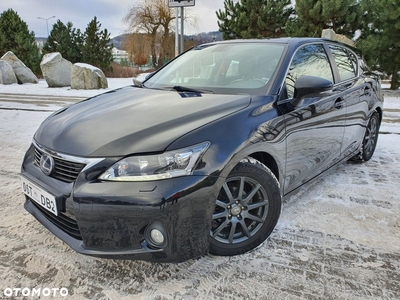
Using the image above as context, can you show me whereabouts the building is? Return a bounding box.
[112,47,130,65]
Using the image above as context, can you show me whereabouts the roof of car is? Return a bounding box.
[210,37,359,54]
[213,37,339,44]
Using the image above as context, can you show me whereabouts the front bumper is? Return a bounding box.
[22,143,220,262]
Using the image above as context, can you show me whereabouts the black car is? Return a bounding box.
[21,38,383,262]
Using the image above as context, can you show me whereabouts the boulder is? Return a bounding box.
[1,51,39,84]
[321,29,355,47]
[71,63,108,90]
[0,60,18,85]
[40,52,73,87]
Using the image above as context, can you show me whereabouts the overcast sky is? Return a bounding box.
[0,0,226,38]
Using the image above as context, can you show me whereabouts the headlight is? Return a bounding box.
[99,142,210,181]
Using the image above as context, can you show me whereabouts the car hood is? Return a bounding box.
[34,86,251,157]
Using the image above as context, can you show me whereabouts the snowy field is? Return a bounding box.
[0,80,399,299]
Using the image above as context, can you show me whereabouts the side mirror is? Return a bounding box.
[145,72,154,80]
[292,75,333,106]
[132,72,154,86]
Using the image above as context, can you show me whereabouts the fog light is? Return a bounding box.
[144,221,168,249]
[150,229,165,244]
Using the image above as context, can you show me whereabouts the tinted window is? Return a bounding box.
[329,45,358,81]
[359,57,370,74]
[286,44,333,98]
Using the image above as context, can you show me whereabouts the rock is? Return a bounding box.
[1,51,39,84]
[40,52,73,87]
[71,63,108,90]
[0,60,18,85]
[321,29,355,47]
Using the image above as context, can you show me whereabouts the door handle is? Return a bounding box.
[334,98,344,110]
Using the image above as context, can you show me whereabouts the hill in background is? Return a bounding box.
[110,31,223,50]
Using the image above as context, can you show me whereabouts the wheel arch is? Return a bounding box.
[248,151,280,182]
[375,106,383,124]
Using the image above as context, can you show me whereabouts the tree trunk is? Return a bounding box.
[150,29,158,69]
[390,68,399,90]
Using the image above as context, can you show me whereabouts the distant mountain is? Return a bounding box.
[35,31,223,51]
[110,31,223,50]
[110,34,131,49]
[186,31,223,44]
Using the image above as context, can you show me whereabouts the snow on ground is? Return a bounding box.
[0,82,399,299]
[0,78,135,98]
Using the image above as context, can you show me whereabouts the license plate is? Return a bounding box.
[21,176,58,216]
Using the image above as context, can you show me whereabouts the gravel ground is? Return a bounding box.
[0,88,399,300]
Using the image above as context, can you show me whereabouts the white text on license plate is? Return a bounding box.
[21,177,58,216]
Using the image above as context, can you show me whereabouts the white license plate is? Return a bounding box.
[21,176,58,216]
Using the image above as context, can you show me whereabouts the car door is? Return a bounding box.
[327,44,367,157]
[279,43,346,194]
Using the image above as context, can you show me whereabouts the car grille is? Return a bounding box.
[34,147,86,183]
[30,199,83,240]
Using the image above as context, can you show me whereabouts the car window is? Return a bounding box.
[285,44,334,98]
[329,45,358,81]
[144,43,286,95]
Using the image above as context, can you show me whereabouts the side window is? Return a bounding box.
[359,57,370,74]
[286,44,333,98]
[329,45,358,81]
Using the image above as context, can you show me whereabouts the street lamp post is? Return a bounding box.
[37,16,55,36]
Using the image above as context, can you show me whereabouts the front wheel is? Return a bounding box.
[209,158,281,256]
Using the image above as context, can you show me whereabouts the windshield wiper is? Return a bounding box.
[171,86,214,94]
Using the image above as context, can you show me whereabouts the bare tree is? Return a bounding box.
[123,33,150,67]
[124,0,175,69]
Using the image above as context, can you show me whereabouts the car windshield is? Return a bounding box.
[144,42,286,95]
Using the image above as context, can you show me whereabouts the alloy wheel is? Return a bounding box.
[211,176,269,244]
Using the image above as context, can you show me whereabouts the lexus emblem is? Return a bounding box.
[40,154,54,175]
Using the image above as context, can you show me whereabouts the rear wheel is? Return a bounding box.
[351,112,380,162]
[210,158,281,256]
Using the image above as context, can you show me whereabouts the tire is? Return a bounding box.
[351,112,380,162]
[209,157,281,256]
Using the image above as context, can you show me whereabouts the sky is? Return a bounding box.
[0,0,226,38]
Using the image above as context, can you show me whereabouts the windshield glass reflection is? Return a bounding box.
[145,43,286,95]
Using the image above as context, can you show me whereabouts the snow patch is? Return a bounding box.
[41,52,59,65]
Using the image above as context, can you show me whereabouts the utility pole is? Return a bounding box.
[168,0,195,56]
[180,7,184,54]
[175,7,179,57]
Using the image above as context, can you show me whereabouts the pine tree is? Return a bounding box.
[358,0,400,89]
[216,0,294,40]
[286,0,361,38]
[42,20,83,63]
[0,9,40,74]
[81,17,113,72]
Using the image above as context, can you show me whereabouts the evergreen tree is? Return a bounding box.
[81,16,113,72]
[286,0,361,38]
[0,9,40,74]
[42,20,83,63]
[358,0,400,89]
[216,0,294,40]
